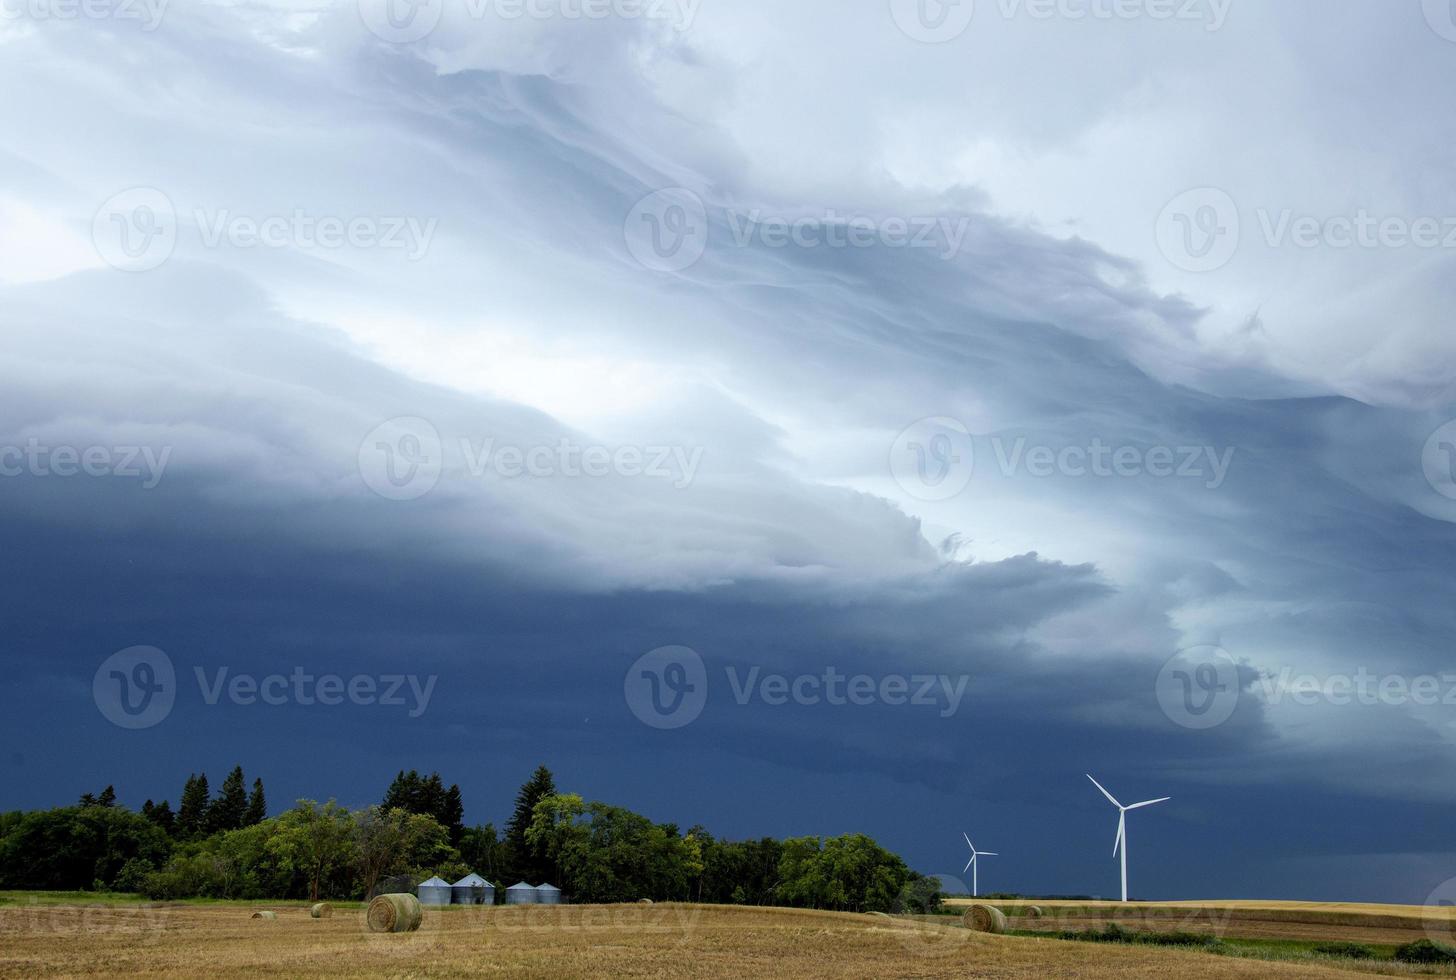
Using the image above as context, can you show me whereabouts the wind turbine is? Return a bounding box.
[961,833,998,898]
[1086,775,1170,903]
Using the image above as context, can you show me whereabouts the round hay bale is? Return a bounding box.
[638,898,654,904]
[1022,905,1044,919]
[366,893,423,934]
[310,902,333,919]
[963,904,1007,934]
[250,910,277,921]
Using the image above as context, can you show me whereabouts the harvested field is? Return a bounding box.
[943,899,1456,946]
[0,900,1429,979]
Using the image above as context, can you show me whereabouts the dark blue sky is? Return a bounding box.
[2,1,1455,906]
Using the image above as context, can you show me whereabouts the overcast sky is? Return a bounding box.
[2,0,1455,904]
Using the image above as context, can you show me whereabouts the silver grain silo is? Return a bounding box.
[417,876,452,907]
[452,873,488,905]
[504,881,538,905]
[535,883,562,905]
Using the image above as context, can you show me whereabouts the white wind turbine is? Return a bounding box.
[1086,775,1170,903]
[961,833,998,898]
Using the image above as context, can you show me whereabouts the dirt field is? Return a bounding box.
[945,899,1456,946]
[0,901,1418,979]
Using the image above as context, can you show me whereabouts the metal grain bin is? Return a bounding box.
[452,873,489,905]
[535,883,562,905]
[504,881,538,905]
[417,876,452,907]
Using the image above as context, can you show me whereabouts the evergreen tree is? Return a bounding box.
[177,773,210,838]
[381,770,463,840]
[79,792,97,808]
[441,784,465,846]
[97,785,117,808]
[506,765,556,878]
[245,778,267,826]
[141,799,176,836]
[209,766,249,833]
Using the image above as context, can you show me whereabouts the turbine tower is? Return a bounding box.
[961,833,998,898]
[1085,775,1170,902]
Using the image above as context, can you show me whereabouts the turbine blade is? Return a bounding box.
[1113,814,1125,857]
[1125,797,1171,810]
[1086,774,1123,809]
[963,832,973,849]
[979,852,998,857]
[963,857,973,873]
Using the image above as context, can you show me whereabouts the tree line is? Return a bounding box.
[0,765,941,914]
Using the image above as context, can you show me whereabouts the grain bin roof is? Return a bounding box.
[453,873,488,887]
[418,876,451,887]
[535,883,560,891]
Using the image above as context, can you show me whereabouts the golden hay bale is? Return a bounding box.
[310,903,333,919]
[250,910,277,920]
[366,893,423,934]
[963,905,1007,934]
[637,898,654,905]
[1022,905,1044,919]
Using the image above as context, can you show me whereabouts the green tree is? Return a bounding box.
[209,767,249,834]
[245,778,267,826]
[0,807,170,890]
[352,806,453,899]
[267,800,355,901]
[177,774,210,839]
[506,765,556,880]
[141,799,176,837]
